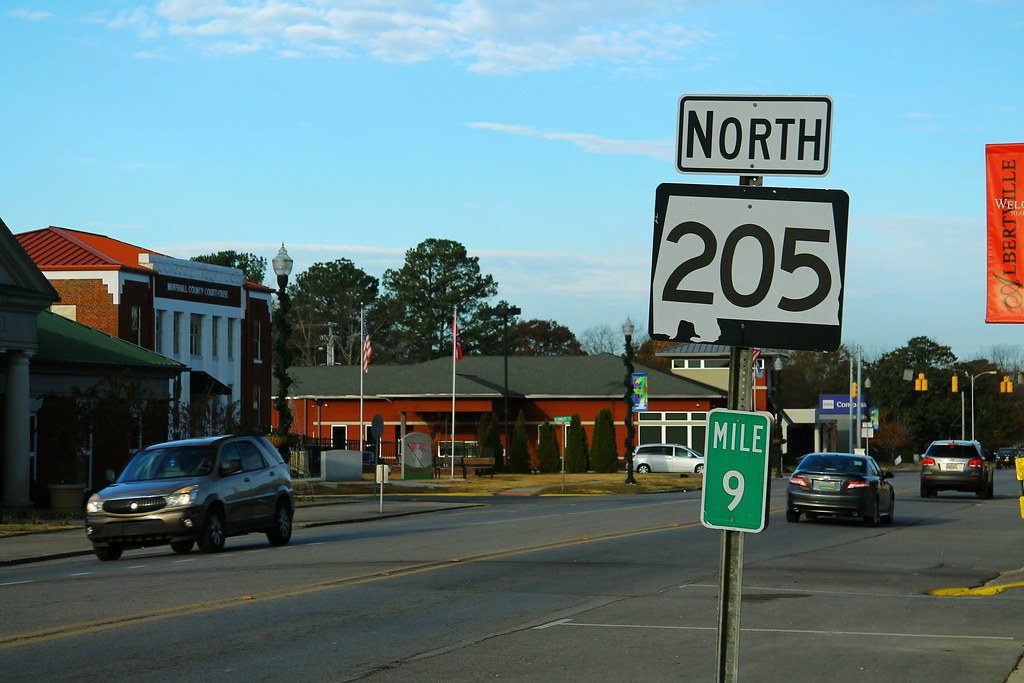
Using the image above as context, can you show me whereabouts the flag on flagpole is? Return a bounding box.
[362,319,372,373]
[452,316,463,360]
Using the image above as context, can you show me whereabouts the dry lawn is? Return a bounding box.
[305,471,704,497]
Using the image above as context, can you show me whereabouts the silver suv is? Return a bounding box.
[633,443,705,475]
[86,435,295,561]
[919,439,993,499]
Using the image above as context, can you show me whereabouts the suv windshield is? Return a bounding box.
[119,446,216,481]
[926,444,978,459]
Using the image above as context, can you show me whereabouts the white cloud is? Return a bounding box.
[470,121,673,160]
[114,1,709,73]
[8,9,52,21]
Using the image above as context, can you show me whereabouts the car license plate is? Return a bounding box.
[815,480,838,491]
[943,463,962,471]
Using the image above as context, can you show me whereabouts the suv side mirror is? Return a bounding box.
[220,458,243,475]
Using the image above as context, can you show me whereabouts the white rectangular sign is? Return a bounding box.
[677,95,832,176]
[649,183,849,352]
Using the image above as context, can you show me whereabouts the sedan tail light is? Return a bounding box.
[846,480,870,489]
[922,457,936,466]
[789,475,809,488]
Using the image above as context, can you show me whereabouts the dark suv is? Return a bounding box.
[85,435,295,561]
[919,440,993,499]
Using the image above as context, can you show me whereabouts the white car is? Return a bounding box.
[633,443,705,475]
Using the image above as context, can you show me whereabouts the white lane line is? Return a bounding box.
[0,580,33,586]
[69,572,93,577]
[538,619,1014,641]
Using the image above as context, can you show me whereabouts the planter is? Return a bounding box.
[48,483,85,514]
[266,434,300,447]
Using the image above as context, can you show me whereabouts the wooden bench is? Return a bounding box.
[433,456,497,479]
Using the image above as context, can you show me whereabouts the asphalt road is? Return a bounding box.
[2,468,1024,682]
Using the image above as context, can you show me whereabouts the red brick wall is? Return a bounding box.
[119,280,154,348]
[49,278,118,336]
[242,295,272,431]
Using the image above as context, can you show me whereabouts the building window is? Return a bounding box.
[173,312,182,355]
[251,385,261,429]
[190,314,203,356]
[672,358,729,370]
[227,319,235,360]
[636,411,708,453]
[211,316,220,359]
[253,320,262,361]
[154,311,164,353]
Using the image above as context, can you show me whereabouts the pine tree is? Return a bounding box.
[589,408,619,473]
[537,422,560,473]
[476,412,503,471]
[507,410,531,473]
[564,414,588,473]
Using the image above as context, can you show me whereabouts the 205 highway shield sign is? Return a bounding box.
[648,183,849,352]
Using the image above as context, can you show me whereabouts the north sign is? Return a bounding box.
[676,95,832,176]
[648,183,849,352]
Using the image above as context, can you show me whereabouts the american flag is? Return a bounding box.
[452,316,463,361]
[362,320,372,373]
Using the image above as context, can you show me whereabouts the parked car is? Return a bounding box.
[85,435,295,561]
[786,452,895,526]
[995,447,1020,469]
[919,439,993,499]
[633,443,705,475]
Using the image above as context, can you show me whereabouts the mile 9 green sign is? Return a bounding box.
[701,409,773,533]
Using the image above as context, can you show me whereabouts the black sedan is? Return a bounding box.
[786,452,895,526]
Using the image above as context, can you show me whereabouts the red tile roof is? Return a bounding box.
[15,227,167,270]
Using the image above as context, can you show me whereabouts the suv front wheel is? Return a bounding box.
[199,507,226,553]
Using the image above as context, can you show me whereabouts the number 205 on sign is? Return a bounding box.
[701,409,773,533]
[649,183,849,353]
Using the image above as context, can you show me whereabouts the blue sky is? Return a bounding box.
[2,1,1022,361]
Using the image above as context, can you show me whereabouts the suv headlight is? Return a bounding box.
[166,485,200,508]
[86,494,102,514]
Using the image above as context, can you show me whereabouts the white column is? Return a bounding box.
[3,350,33,507]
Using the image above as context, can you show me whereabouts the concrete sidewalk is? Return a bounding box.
[0,498,482,566]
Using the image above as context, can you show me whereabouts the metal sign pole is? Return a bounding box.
[716,344,754,683]
[716,172,761,683]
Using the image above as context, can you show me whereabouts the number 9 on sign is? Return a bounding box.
[723,470,744,511]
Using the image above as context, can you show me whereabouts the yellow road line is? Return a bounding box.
[0,520,701,650]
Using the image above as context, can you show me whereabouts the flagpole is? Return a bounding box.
[359,307,365,454]
[451,307,457,479]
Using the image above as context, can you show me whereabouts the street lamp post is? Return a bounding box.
[970,370,997,441]
[622,317,637,485]
[272,244,294,439]
[772,356,784,477]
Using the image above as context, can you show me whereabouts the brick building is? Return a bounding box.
[15,227,274,432]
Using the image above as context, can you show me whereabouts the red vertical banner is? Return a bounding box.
[987,143,1024,322]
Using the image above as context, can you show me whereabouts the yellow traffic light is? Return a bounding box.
[851,382,858,397]
[1001,375,1014,393]
[915,372,928,391]
[951,375,959,393]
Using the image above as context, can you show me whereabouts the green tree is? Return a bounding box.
[589,408,618,473]
[778,346,853,409]
[476,412,504,471]
[507,410,531,473]
[564,413,589,473]
[289,259,379,366]
[380,239,500,361]
[191,251,267,285]
[537,421,560,473]
[866,336,961,454]
[513,319,583,355]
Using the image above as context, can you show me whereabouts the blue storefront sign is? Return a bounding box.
[818,394,867,415]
